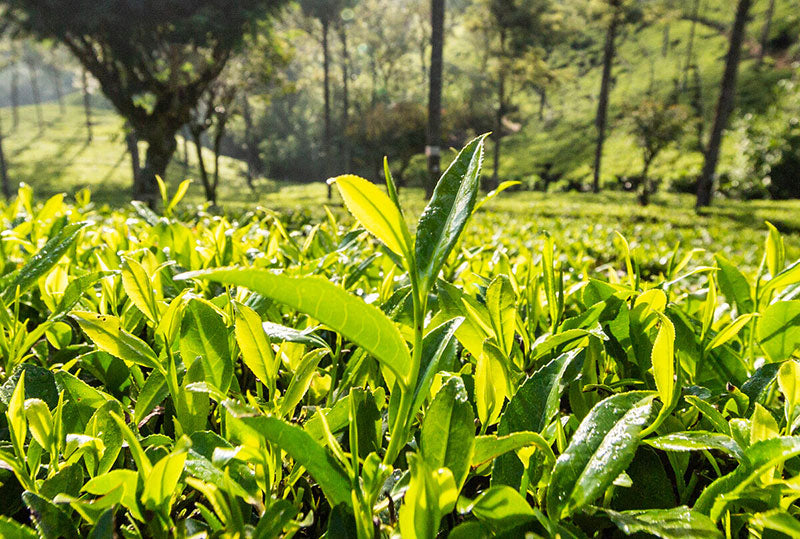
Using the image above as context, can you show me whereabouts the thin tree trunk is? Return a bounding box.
[125,125,141,186]
[592,2,620,194]
[696,0,751,209]
[211,120,227,207]
[82,70,93,143]
[0,115,10,200]
[241,95,258,190]
[537,86,547,121]
[491,69,505,191]
[757,0,775,65]
[27,63,44,131]
[682,0,701,89]
[182,126,190,177]
[322,19,333,199]
[638,159,654,206]
[426,0,445,198]
[191,128,213,204]
[338,22,352,172]
[50,67,65,115]
[10,67,19,130]
[662,24,670,57]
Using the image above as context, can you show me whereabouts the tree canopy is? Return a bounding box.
[0,0,286,203]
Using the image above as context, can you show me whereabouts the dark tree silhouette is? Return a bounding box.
[696,0,751,209]
[426,0,445,198]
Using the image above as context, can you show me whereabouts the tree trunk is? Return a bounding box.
[211,119,228,207]
[182,126,190,177]
[339,22,352,173]
[537,86,547,121]
[124,126,141,194]
[426,0,445,199]
[696,0,751,209]
[50,67,65,115]
[491,71,504,192]
[322,19,333,199]
[241,95,258,190]
[0,115,10,200]
[27,63,45,132]
[592,2,620,194]
[662,24,670,57]
[682,0,701,89]
[757,0,776,65]
[638,159,654,206]
[135,134,176,208]
[191,128,213,205]
[10,67,19,130]
[82,70,93,143]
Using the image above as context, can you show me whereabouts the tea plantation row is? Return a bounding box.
[1,138,800,537]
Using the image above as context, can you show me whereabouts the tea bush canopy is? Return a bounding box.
[1,0,800,536]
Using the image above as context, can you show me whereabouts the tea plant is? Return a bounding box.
[1,140,800,537]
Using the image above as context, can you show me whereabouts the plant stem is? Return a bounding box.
[383,275,426,466]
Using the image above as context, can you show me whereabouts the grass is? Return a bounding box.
[0,94,271,206]
[253,182,800,275]
[3,94,799,274]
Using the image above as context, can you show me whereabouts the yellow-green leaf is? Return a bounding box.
[765,221,785,278]
[331,174,411,259]
[7,371,27,458]
[70,311,160,370]
[706,313,758,351]
[176,268,412,386]
[234,303,276,390]
[121,258,159,323]
[142,451,187,510]
[24,399,54,453]
[651,313,675,405]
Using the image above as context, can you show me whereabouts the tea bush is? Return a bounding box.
[1,138,800,537]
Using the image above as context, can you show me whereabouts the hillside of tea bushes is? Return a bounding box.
[2,138,800,538]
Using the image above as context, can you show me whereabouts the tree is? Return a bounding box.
[336,6,355,173]
[300,0,354,198]
[348,102,426,186]
[695,0,752,209]
[188,77,238,206]
[591,0,622,194]
[757,0,775,66]
[1,0,286,205]
[0,112,9,200]
[78,69,95,143]
[0,54,11,198]
[629,100,688,206]
[426,0,445,198]
[469,0,556,190]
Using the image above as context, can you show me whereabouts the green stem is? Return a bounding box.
[383,275,426,466]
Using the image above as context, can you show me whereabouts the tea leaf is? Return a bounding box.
[176,268,412,385]
[1,222,86,299]
[757,301,800,362]
[181,298,232,394]
[420,376,475,488]
[415,134,487,291]
[71,311,160,370]
[651,313,675,405]
[331,174,412,260]
[227,411,352,507]
[547,392,654,520]
[604,506,722,539]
